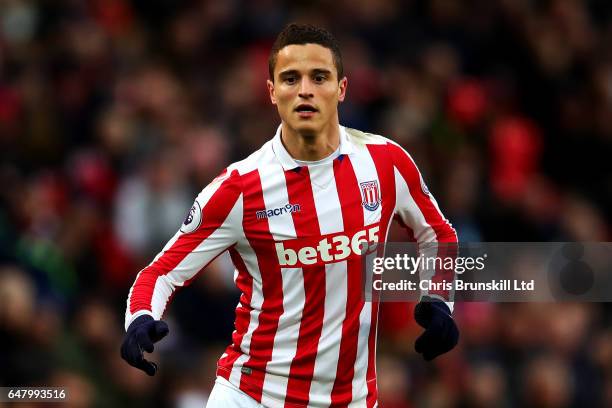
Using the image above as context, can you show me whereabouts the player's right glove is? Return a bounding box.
[413,296,459,361]
[120,315,169,376]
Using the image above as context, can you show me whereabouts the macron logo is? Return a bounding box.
[256,203,301,219]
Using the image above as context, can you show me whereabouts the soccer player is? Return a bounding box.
[121,23,459,407]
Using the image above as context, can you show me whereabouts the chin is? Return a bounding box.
[298,127,319,138]
[291,121,319,136]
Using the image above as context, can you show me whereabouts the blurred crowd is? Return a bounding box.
[1,0,612,407]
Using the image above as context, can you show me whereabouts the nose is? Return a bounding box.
[298,77,314,98]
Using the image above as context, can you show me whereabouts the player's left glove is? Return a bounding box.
[414,296,459,361]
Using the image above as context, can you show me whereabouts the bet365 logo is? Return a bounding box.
[275,224,380,267]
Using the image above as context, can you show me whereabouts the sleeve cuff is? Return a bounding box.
[124,310,154,332]
[421,294,454,314]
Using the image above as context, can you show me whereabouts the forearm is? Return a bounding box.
[125,266,177,330]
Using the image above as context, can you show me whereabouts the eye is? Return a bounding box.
[314,74,327,83]
[284,76,297,85]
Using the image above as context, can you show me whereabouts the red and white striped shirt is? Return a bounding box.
[125,125,457,407]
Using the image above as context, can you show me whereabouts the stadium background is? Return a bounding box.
[1,0,612,406]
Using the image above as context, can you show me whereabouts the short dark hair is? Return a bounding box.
[268,23,344,81]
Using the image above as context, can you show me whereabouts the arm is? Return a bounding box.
[121,168,243,374]
[389,142,459,360]
[389,142,458,307]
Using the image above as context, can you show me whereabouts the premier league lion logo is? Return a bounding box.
[180,201,202,233]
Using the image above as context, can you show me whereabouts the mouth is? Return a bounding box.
[294,104,319,118]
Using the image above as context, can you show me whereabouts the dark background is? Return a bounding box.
[0,0,611,407]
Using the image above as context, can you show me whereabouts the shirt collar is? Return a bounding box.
[272,124,354,171]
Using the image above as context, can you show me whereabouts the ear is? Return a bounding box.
[267,79,277,105]
[338,76,347,102]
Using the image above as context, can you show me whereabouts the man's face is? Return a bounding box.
[267,44,347,135]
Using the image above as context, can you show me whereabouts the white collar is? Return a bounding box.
[271,124,354,171]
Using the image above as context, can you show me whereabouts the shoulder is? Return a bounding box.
[344,126,389,148]
[226,140,275,177]
[200,140,275,195]
[343,126,411,160]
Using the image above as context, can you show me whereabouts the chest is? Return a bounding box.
[243,158,386,242]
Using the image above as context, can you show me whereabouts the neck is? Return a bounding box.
[280,121,341,161]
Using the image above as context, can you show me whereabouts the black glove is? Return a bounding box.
[414,296,459,361]
[120,315,169,375]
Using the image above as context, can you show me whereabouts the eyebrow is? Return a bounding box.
[278,68,333,78]
[278,70,299,78]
